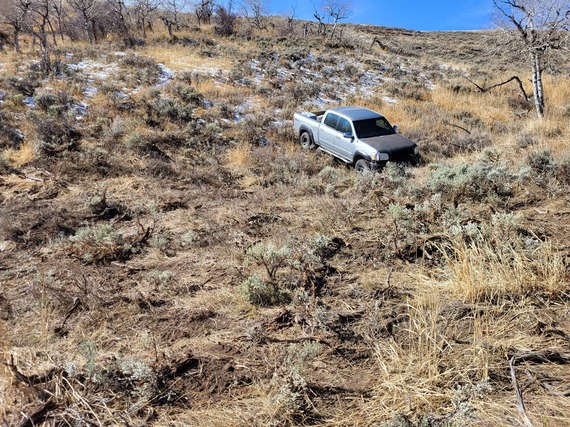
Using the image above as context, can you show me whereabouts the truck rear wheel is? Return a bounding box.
[355,159,371,173]
[299,131,315,149]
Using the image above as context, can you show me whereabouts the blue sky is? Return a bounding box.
[268,0,496,31]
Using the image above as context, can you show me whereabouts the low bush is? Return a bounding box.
[426,161,518,205]
[66,222,152,264]
[0,112,24,149]
[240,273,288,306]
[34,117,82,156]
[449,130,491,153]
[526,149,570,186]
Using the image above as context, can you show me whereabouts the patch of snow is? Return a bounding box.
[275,68,290,79]
[304,96,339,110]
[14,129,24,141]
[72,102,89,119]
[302,69,323,79]
[157,64,174,85]
[382,96,398,104]
[83,85,98,98]
[68,60,119,81]
[23,96,35,108]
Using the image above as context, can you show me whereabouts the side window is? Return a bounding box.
[337,117,352,134]
[323,113,339,129]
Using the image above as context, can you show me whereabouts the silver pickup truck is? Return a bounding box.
[293,106,419,172]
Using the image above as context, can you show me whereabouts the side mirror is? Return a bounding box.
[342,132,353,139]
[393,125,399,133]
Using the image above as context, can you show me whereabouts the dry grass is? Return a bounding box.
[141,44,233,72]
[226,141,253,168]
[446,240,567,303]
[4,142,36,166]
[1,19,569,427]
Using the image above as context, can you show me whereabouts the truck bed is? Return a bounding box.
[298,111,326,121]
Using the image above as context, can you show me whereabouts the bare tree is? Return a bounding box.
[312,2,326,35]
[89,1,119,41]
[494,0,570,118]
[106,0,132,40]
[213,3,236,36]
[51,0,67,42]
[323,0,352,39]
[68,0,97,43]
[133,0,161,38]
[29,0,54,71]
[160,0,187,37]
[242,0,266,30]
[286,3,296,29]
[194,0,213,26]
[0,0,32,52]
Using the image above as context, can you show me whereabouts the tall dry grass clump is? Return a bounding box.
[371,292,449,414]
[446,239,567,303]
[226,141,252,167]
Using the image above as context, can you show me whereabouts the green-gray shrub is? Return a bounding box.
[527,149,555,176]
[67,223,148,264]
[246,242,291,280]
[426,161,517,204]
[240,273,287,306]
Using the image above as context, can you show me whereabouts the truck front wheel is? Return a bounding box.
[299,132,315,149]
[355,159,371,173]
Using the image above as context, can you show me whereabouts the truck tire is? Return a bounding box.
[299,131,315,149]
[355,159,371,173]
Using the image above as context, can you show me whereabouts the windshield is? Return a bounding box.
[353,117,395,138]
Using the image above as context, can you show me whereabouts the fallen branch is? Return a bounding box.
[525,371,570,397]
[462,75,529,101]
[442,120,471,135]
[371,36,387,50]
[509,356,534,427]
[17,399,58,427]
[508,350,570,427]
[543,329,570,342]
[265,335,332,347]
[509,350,570,365]
[54,297,81,335]
[383,314,409,336]
[3,354,61,386]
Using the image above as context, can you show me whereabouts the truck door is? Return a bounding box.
[318,112,339,151]
[334,116,355,161]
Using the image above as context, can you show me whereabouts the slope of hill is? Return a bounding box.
[1,21,569,426]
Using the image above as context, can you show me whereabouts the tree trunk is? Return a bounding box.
[330,19,338,39]
[14,28,20,53]
[40,29,51,73]
[82,12,93,44]
[531,50,544,118]
[48,18,58,46]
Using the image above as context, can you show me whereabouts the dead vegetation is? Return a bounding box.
[1,17,569,427]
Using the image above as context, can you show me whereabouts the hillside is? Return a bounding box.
[1,20,569,426]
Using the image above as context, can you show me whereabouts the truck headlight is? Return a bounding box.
[374,152,389,161]
[414,146,420,155]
